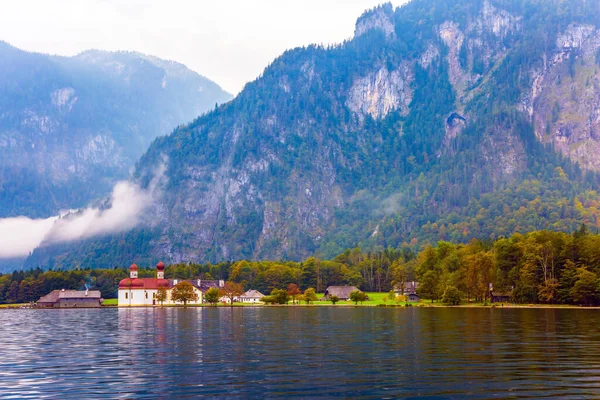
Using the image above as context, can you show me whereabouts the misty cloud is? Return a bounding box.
[0,162,166,259]
[0,216,58,258]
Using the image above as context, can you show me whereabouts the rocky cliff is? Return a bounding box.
[24,0,600,269]
[0,43,231,217]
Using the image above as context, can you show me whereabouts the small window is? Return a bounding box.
[145,292,148,299]
[125,292,128,299]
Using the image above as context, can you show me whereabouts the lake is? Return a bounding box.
[1,307,600,398]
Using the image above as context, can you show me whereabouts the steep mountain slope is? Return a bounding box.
[0,43,231,217]
[24,0,600,270]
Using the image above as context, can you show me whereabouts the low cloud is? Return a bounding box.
[0,162,166,259]
[0,216,58,258]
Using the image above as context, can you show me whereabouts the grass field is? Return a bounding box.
[0,303,30,309]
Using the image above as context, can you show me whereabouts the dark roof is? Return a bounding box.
[37,290,101,303]
[324,286,360,299]
[190,280,223,292]
[37,290,61,304]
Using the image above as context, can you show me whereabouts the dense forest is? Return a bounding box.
[4,227,600,305]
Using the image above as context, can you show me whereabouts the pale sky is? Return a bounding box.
[0,0,407,94]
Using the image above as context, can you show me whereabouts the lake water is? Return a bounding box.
[1,307,600,398]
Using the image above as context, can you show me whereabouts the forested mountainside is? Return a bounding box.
[23,0,600,270]
[0,43,231,218]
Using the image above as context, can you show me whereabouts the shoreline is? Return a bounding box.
[3,303,600,310]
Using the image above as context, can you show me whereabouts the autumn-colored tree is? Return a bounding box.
[156,287,168,306]
[287,283,301,304]
[220,281,244,305]
[171,281,198,306]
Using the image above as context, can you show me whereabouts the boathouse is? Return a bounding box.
[36,289,102,308]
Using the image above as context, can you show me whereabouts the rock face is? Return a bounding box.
[0,43,231,217]
[531,25,600,171]
[354,3,396,38]
[347,65,414,120]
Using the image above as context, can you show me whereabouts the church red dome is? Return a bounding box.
[118,278,133,288]
[130,263,139,271]
[130,279,145,288]
[156,261,165,271]
[157,279,170,288]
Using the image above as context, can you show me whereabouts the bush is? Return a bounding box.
[442,286,462,306]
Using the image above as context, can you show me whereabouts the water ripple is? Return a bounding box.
[1,308,600,398]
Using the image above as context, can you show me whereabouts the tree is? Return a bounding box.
[350,290,368,305]
[221,281,244,305]
[418,270,442,303]
[204,287,220,306]
[156,287,168,306]
[287,283,301,304]
[571,268,598,305]
[171,281,198,306]
[329,295,339,305]
[268,288,289,304]
[442,286,462,306]
[303,288,317,304]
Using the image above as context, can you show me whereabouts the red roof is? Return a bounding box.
[119,278,172,290]
[130,263,139,271]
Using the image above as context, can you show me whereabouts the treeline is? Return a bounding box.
[3,227,600,305]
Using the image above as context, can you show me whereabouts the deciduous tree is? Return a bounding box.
[171,281,198,306]
[156,287,168,306]
[303,288,317,304]
[221,281,244,305]
[204,287,220,306]
[287,283,301,304]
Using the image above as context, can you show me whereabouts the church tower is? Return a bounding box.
[130,264,139,279]
[156,261,165,279]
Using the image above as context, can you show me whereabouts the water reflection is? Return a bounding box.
[1,307,600,398]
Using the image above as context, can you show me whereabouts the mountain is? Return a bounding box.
[0,43,232,218]
[23,0,600,270]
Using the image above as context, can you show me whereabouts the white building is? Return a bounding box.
[240,290,265,303]
[118,262,204,306]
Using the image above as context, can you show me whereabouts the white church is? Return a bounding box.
[118,262,223,306]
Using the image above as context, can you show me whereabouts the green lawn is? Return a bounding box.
[102,299,118,306]
[0,303,30,308]
[306,292,418,306]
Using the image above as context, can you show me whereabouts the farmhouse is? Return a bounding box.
[118,262,224,306]
[323,286,360,301]
[240,290,265,303]
[37,289,102,308]
[394,281,419,295]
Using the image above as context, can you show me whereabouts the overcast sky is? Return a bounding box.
[0,0,407,94]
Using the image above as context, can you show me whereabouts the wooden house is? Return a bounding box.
[323,286,360,301]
